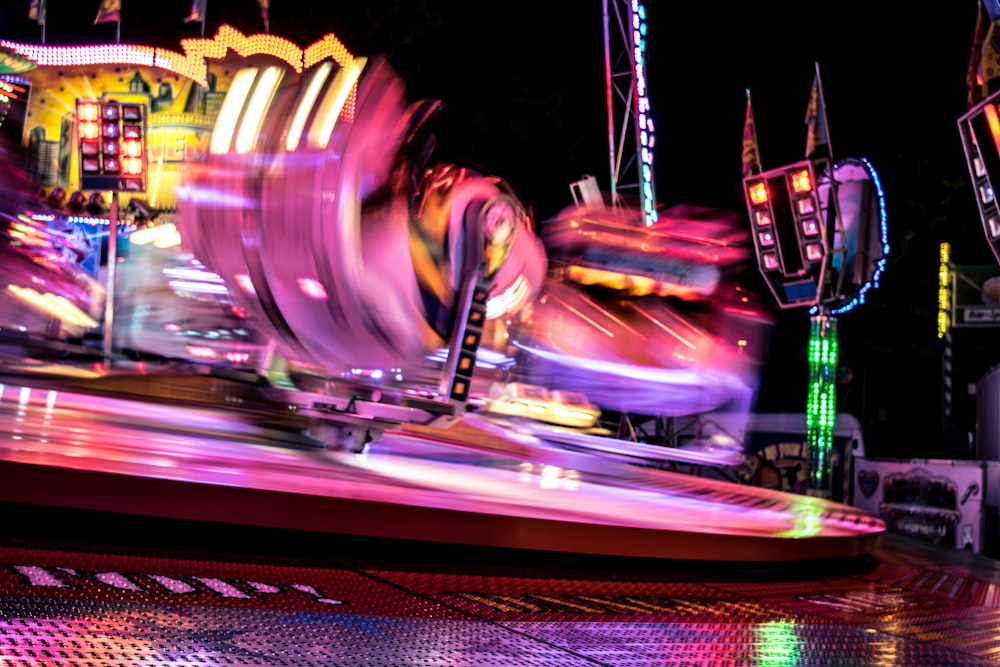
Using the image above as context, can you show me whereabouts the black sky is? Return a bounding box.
[1,1,997,456]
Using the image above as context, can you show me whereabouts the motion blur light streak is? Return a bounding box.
[7,284,99,330]
[210,67,257,155]
[285,61,333,151]
[311,58,365,149]
[234,66,284,154]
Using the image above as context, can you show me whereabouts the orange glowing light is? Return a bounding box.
[122,157,143,175]
[985,103,1000,155]
[790,169,812,193]
[122,139,142,157]
[78,122,99,140]
[748,181,768,205]
[77,102,100,121]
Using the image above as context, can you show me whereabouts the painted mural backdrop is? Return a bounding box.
[19,61,238,211]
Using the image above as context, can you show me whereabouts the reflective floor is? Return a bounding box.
[0,369,998,665]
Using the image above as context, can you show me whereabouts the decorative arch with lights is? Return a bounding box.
[0,25,361,213]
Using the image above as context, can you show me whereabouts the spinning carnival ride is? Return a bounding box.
[173,51,770,442]
[0,26,772,451]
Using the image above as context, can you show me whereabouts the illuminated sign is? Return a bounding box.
[938,242,950,339]
[76,98,146,192]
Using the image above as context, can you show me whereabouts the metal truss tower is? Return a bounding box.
[602,0,657,225]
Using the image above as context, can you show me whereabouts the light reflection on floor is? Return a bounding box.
[0,374,883,561]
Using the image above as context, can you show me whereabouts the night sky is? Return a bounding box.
[1,1,998,458]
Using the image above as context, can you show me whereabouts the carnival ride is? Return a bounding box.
[0,46,771,463]
[0,13,897,565]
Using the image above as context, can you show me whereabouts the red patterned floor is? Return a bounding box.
[1,504,1000,666]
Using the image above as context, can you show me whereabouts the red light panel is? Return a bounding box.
[121,105,142,121]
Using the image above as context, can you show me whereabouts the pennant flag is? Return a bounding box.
[981,17,1000,97]
[968,1,986,108]
[94,0,121,24]
[258,0,269,32]
[185,0,206,23]
[741,89,761,178]
[804,64,831,160]
[28,0,46,25]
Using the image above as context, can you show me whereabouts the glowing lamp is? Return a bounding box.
[122,139,142,157]
[762,253,779,270]
[748,181,768,205]
[758,230,775,247]
[805,243,824,261]
[122,157,143,175]
[790,169,812,193]
[800,218,820,237]
[77,102,100,121]
[754,210,771,227]
[78,121,99,140]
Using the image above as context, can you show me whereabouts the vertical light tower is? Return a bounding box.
[603,0,657,225]
[806,312,838,492]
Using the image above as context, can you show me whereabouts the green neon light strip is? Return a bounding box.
[806,315,838,492]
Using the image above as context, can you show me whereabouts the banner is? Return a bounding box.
[185,0,206,23]
[94,0,121,25]
[741,89,761,178]
[804,63,831,160]
[27,0,46,25]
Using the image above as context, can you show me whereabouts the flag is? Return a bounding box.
[741,90,761,178]
[804,64,830,160]
[981,17,1000,97]
[94,0,121,24]
[258,0,269,32]
[184,0,206,23]
[27,0,46,25]
[968,1,986,108]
